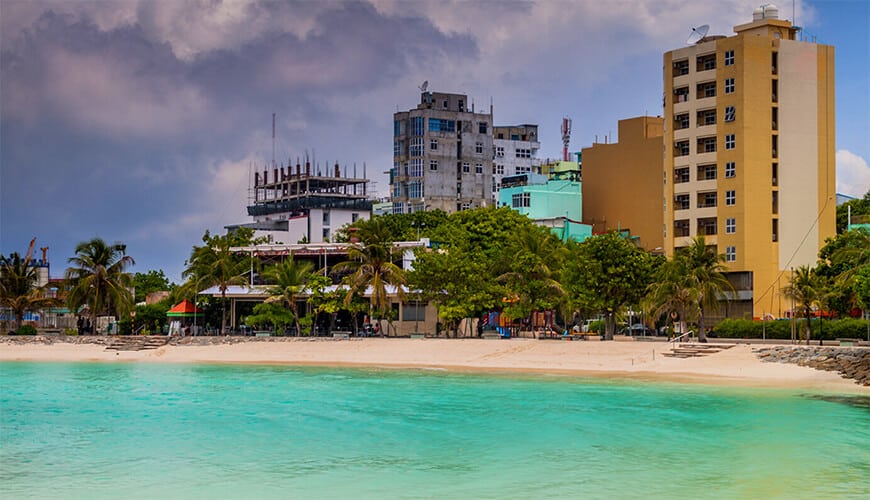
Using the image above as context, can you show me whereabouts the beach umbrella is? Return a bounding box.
[166,299,203,318]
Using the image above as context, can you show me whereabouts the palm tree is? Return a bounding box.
[65,238,135,333]
[0,252,61,332]
[644,257,699,337]
[333,218,406,335]
[182,232,249,335]
[782,265,821,344]
[682,236,733,342]
[261,258,314,336]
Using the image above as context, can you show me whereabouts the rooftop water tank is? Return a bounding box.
[753,6,764,21]
[764,4,779,19]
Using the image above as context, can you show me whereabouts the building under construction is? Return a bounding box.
[227,160,373,244]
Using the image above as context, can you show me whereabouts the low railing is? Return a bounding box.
[668,331,695,351]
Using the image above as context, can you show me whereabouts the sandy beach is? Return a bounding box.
[2,337,867,393]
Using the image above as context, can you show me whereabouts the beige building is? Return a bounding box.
[581,116,665,252]
[663,5,836,319]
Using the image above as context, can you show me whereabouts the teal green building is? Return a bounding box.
[497,168,592,243]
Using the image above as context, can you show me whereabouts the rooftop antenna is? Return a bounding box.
[271,113,276,168]
[686,24,709,45]
[561,117,572,162]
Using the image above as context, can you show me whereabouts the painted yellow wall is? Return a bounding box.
[581,116,664,251]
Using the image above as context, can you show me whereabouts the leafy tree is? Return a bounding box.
[65,238,135,332]
[261,258,314,336]
[182,229,256,334]
[836,190,870,233]
[497,225,565,325]
[564,232,655,340]
[0,252,61,331]
[816,228,870,316]
[333,218,406,333]
[782,265,822,344]
[133,270,172,303]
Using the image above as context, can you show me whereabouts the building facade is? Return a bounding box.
[392,92,493,214]
[492,124,541,204]
[663,5,836,319]
[581,116,665,252]
[497,166,593,243]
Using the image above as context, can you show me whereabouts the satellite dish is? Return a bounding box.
[419,80,429,93]
[686,24,709,45]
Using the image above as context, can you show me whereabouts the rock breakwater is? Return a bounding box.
[756,346,870,386]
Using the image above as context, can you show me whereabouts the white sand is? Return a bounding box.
[1,338,867,393]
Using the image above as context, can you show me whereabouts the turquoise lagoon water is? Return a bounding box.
[1,362,869,499]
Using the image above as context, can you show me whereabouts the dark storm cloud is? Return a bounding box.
[0,1,477,279]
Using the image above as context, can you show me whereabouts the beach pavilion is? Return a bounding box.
[166,299,203,335]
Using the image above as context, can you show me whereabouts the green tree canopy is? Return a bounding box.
[0,252,61,331]
[133,269,172,303]
[65,238,135,332]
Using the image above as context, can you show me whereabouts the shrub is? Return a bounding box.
[713,318,869,340]
[14,324,38,336]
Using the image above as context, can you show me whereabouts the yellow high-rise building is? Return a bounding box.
[663,5,836,320]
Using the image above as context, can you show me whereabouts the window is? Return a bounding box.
[408,181,423,199]
[478,122,488,134]
[393,140,402,157]
[392,202,404,214]
[402,302,426,322]
[352,213,359,223]
[674,219,690,237]
[429,160,438,171]
[698,164,717,180]
[725,134,735,150]
[512,192,531,208]
[462,162,470,173]
[392,182,402,198]
[698,109,716,125]
[496,164,505,175]
[516,148,531,159]
[475,142,484,154]
[516,165,531,174]
[430,139,438,150]
[409,159,423,177]
[726,218,736,234]
[323,211,330,225]
[428,118,455,133]
[698,217,717,236]
[410,137,424,157]
[699,192,717,208]
[697,53,716,71]
[673,59,689,76]
[725,78,735,94]
[410,116,424,136]
[675,194,690,210]
[675,140,690,156]
[460,202,471,211]
[697,81,716,98]
[475,163,483,174]
[393,120,402,137]
[675,86,689,102]
[698,136,717,153]
[496,146,505,158]
[675,167,690,183]
[322,228,330,240]
[725,246,736,262]
[725,161,736,178]
[724,50,734,66]
[724,106,735,122]
[675,113,690,129]
[725,190,736,206]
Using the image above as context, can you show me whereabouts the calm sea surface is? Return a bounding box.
[1,362,868,499]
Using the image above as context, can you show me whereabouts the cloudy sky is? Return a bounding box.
[1,0,868,282]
